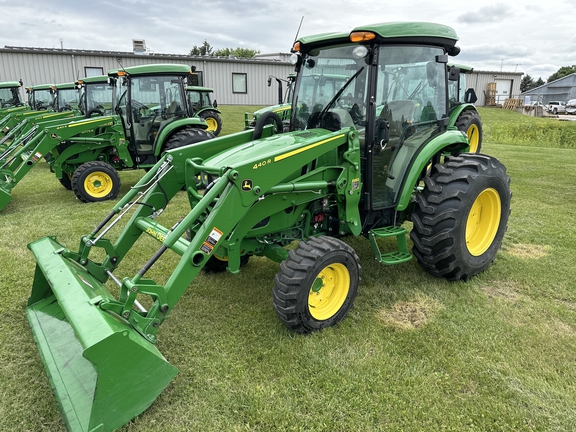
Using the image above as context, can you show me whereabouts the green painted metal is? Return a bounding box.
[27,236,178,432]
[369,226,412,264]
[26,22,504,431]
[0,65,213,211]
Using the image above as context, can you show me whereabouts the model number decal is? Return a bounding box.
[253,159,272,170]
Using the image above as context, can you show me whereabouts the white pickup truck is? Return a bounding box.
[547,101,566,114]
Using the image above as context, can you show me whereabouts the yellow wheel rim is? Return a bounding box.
[308,263,350,320]
[467,124,480,153]
[466,188,501,256]
[204,117,218,132]
[84,171,113,198]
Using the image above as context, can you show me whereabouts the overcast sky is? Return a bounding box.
[0,0,573,81]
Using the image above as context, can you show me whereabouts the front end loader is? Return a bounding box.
[0,64,212,211]
[27,22,511,431]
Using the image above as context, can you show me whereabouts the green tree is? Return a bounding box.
[547,65,576,83]
[189,40,213,56]
[213,47,260,59]
[535,77,544,87]
[520,74,534,92]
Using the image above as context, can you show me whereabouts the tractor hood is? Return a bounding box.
[202,128,346,173]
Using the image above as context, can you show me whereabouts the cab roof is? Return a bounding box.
[0,81,22,89]
[297,22,459,53]
[108,63,192,78]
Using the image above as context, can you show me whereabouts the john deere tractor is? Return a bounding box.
[0,80,26,114]
[0,64,212,210]
[0,83,81,141]
[26,22,511,431]
[186,85,222,135]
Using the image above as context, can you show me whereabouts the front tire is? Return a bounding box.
[199,111,222,136]
[71,161,121,203]
[455,110,483,153]
[273,236,361,333]
[410,154,511,281]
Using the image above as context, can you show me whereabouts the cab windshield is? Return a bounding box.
[57,88,80,111]
[0,87,22,108]
[31,89,55,110]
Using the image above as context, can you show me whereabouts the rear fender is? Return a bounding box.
[396,129,468,211]
[153,117,208,156]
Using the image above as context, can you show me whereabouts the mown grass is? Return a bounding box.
[1,106,576,431]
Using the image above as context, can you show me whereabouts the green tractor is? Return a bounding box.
[0,64,212,210]
[0,77,110,152]
[26,22,511,431]
[448,63,482,153]
[0,83,80,140]
[186,85,222,135]
[0,80,26,114]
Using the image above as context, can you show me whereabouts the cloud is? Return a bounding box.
[457,3,511,24]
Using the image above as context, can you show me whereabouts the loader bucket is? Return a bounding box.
[0,187,12,210]
[26,236,178,432]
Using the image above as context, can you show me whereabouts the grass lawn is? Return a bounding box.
[1,106,576,431]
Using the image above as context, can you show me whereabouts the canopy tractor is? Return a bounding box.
[0,64,212,210]
[27,22,511,431]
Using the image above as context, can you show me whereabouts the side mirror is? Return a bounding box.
[448,67,460,82]
[213,100,218,108]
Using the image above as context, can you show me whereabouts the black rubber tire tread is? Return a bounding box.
[58,174,72,190]
[71,161,121,203]
[410,153,511,281]
[455,110,483,153]
[272,236,361,334]
[252,111,283,140]
[199,111,223,136]
[203,254,250,273]
[163,126,215,152]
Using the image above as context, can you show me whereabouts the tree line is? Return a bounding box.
[521,65,576,92]
[189,40,259,59]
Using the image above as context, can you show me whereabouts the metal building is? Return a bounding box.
[0,42,525,108]
[520,73,576,104]
[464,70,523,106]
[0,44,294,106]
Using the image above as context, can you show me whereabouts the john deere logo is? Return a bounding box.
[241,179,253,191]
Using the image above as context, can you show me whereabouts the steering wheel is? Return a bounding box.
[337,95,365,110]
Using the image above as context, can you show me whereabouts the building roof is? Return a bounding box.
[0,45,291,65]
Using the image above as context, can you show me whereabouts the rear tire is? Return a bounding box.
[71,161,121,203]
[410,154,511,281]
[455,110,482,153]
[273,236,360,333]
[199,111,222,136]
[163,127,214,152]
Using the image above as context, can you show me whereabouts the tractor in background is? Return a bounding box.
[0,80,26,114]
[186,85,222,135]
[0,64,212,210]
[26,22,510,431]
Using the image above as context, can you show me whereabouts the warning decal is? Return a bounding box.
[200,227,223,254]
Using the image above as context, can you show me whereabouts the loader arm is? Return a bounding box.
[0,115,121,210]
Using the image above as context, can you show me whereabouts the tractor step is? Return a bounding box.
[368,226,412,265]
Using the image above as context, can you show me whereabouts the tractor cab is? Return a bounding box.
[448,63,477,109]
[54,82,81,112]
[76,75,114,117]
[0,80,25,109]
[111,64,194,159]
[185,86,222,135]
[289,24,467,223]
[26,84,57,111]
